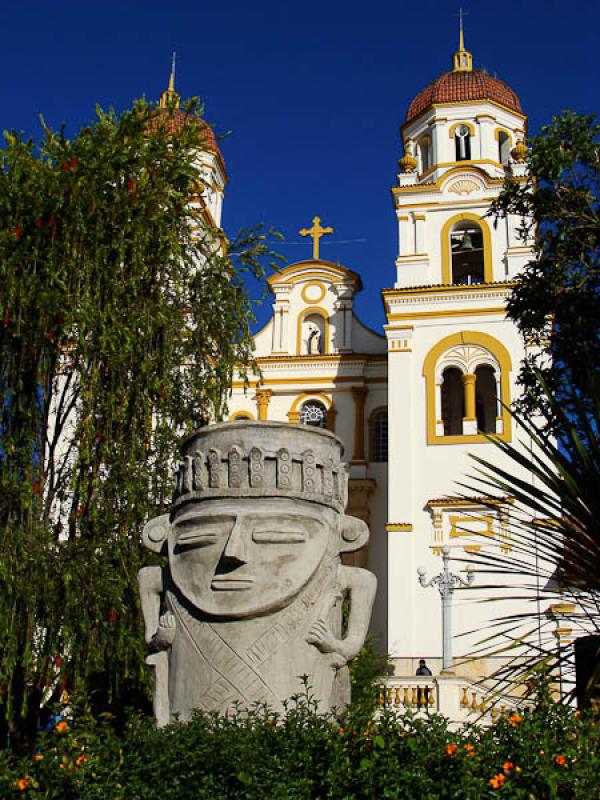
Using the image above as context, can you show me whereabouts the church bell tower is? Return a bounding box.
[382,24,534,677]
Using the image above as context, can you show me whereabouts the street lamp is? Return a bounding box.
[418,545,475,673]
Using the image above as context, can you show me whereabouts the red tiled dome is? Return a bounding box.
[146,109,226,172]
[406,69,521,123]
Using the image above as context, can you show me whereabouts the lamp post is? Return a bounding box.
[418,545,475,673]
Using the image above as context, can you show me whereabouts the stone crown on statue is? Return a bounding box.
[172,421,349,514]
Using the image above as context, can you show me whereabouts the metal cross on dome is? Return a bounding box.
[299,216,333,260]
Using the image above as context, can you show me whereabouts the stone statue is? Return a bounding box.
[138,421,376,726]
[307,324,322,355]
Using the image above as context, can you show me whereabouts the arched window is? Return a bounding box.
[423,332,513,445]
[498,131,511,166]
[454,125,471,161]
[475,365,497,433]
[418,134,432,172]
[441,368,464,436]
[370,409,388,463]
[299,400,328,428]
[450,220,485,285]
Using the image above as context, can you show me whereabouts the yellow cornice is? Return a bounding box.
[427,496,507,508]
[267,260,362,291]
[386,306,507,322]
[254,353,387,365]
[382,281,514,299]
[401,99,527,131]
[385,523,413,532]
[230,375,387,389]
[418,159,503,183]
[392,166,522,197]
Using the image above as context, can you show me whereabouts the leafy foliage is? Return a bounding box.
[0,695,598,799]
[492,111,600,439]
[0,99,280,749]
[460,371,600,702]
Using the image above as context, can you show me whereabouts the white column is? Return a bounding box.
[435,378,444,437]
[477,116,495,161]
[495,370,503,434]
[398,215,412,256]
[385,325,415,659]
[414,215,426,254]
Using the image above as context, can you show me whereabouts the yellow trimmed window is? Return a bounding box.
[423,332,513,445]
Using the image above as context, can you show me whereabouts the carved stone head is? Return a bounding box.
[143,421,368,619]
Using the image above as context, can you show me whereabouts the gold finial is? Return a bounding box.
[299,216,334,260]
[453,9,473,72]
[160,52,180,109]
[511,139,528,163]
[399,150,418,173]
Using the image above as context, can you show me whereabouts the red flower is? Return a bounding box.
[46,330,57,342]
[62,162,71,171]
[446,743,458,757]
[54,656,62,668]
[555,754,567,767]
[35,218,43,228]
[14,225,22,237]
[108,608,118,624]
[70,158,78,168]
[47,216,56,229]
[32,481,41,495]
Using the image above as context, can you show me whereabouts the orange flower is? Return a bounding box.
[464,744,475,756]
[75,754,87,766]
[17,778,28,791]
[508,714,522,727]
[446,743,458,756]
[338,727,345,735]
[555,754,567,767]
[56,720,69,733]
[503,761,514,773]
[489,774,506,789]
[34,754,43,762]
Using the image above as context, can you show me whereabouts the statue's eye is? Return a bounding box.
[175,528,220,550]
[252,530,306,544]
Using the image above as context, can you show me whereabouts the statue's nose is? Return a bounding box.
[223,516,249,564]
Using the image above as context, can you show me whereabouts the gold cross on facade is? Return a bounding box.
[299,216,333,260]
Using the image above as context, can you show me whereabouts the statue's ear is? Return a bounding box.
[339,514,369,553]
[142,514,170,554]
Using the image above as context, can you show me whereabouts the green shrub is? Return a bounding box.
[1,694,598,799]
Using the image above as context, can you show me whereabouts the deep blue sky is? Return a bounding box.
[2,0,598,331]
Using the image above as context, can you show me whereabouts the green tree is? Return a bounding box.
[0,99,279,749]
[463,370,600,703]
[463,113,600,700]
[493,111,600,439]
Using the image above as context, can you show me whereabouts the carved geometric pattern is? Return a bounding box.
[208,449,223,488]
[228,446,243,489]
[302,450,316,493]
[249,447,265,488]
[276,448,291,489]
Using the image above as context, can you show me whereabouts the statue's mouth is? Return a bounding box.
[211,576,255,591]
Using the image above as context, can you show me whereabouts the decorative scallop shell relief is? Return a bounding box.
[445,178,482,195]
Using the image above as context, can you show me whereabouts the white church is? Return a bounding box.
[187,27,563,709]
